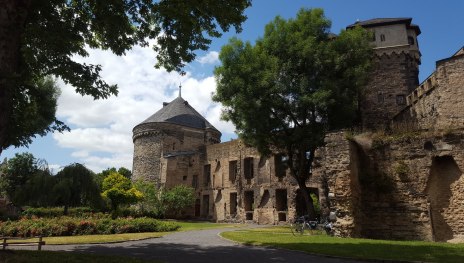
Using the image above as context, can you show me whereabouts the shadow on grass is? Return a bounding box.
[42,241,365,263]
[255,240,464,263]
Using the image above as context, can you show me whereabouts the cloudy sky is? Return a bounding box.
[4,0,464,173]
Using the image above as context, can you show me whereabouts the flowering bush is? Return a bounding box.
[0,216,179,237]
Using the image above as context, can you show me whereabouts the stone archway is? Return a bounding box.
[426,155,462,241]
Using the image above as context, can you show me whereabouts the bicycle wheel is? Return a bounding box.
[290,221,304,236]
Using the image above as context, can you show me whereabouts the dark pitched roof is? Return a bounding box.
[138,96,220,132]
[347,17,420,35]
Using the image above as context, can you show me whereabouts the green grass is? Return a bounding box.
[221,227,464,263]
[175,221,242,231]
[6,221,240,245]
[0,250,158,263]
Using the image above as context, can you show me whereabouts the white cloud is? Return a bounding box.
[53,45,236,172]
[196,51,219,65]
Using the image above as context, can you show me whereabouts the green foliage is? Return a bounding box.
[0,0,251,152]
[21,207,96,218]
[395,161,410,177]
[1,153,54,206]
[164,185,195,218]
[222,227,464,263]
[53,163,103,212]
[310,193,321,218]
[101,172,143,212]
[95,167,132,189]
[133,182,195,219]
[4,76,69,151]
[0,216,179,237]
[214,8,372,218]
[134,180,166,218]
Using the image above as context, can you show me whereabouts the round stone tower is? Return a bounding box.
[132,94,221,183]
[347,18,421,130]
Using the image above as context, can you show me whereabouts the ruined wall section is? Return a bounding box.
[314,130,464,241]
[394,53,464,130]
[313,131,362,237]
[203,140,301,224]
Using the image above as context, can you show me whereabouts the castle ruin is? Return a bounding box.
[132,18,464,241]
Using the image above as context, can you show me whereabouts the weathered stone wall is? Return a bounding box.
[313,131,362,237]
[394,54,464,131]
[361,51,419,130]
[315,130,464,241]
[132,130,163,183]
[132,122,220,183]
[203,140,302,224]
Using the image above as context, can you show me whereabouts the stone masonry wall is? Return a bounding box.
[313,131,362,237]
[361,51,419,130]
[315,130,464,241]
[394,53,464,131]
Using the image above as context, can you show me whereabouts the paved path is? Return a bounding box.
[30,227,369,263]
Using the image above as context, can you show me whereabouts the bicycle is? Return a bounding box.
[290,215,318,236]
[290,216,334,236]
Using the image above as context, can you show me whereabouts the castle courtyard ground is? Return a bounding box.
[10,226,366,263]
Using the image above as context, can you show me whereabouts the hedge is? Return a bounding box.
[0,217,179,237]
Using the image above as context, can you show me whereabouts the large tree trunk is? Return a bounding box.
[0,0,31,155]
[296,178,317,220]
[289,147,317,220]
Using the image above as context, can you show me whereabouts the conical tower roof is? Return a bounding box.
[137,96,220,133]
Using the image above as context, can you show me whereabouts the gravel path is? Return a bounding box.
[18,226,370,263]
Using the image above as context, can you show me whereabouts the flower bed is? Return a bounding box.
[0,216,179,237]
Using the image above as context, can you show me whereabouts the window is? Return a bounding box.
[274,154,287,178]
[192,174,198,189]
[380,34,386,42]
[183,175,187,181]
[377,92,384,103]
[408,36,415,45]
[229,160,238,182]
[396,95,406,105]
[244,157,254,179]
[203,164,211,186]
[371,32,376,42]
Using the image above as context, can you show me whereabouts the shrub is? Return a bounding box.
[21,207,98,218]
[0,216,179,237]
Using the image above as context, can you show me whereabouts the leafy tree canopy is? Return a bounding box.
[213,8,372,218]
[4,76,69,150]
[164,185,195,217]
[53,163,103,213]
[0,152,52,206]
[0,0,251,154]
[101,171,143,212]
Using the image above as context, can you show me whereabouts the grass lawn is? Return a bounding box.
[1,221,240,262]
[0,250,158,263]
[220,226,464,263]
[6,221,241,245]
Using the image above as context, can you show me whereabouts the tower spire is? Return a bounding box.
[179,83,182,98]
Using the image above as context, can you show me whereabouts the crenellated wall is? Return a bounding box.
[394,51,464,131]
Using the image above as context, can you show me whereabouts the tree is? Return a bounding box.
[213,8,372,219]
[53,163,102,214]
[94,167,132,189]
[134,180,166,218]
[101,171,143,213]
[0,0,251,155]
[0,152,53,206]
[164,185,195,218]
[5,76,69,151]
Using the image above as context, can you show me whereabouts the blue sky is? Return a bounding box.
[4,0,464,173]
